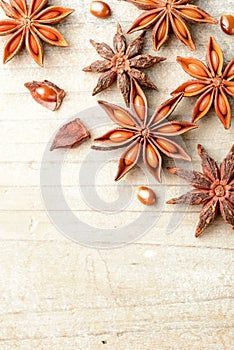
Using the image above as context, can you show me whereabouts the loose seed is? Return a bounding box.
[137,186,156,206]
[90,1,111,19]
[157,138,177,153]
[220,14,234,35]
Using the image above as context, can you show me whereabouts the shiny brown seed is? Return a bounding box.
[184,83,206,93]
[40,11,61,20]
[157,124,181,133]
[9,34,21,53]
[199,93,211,112]
[90,1,111,18]
[140,14,156,26]
[25,80,65,111]
[29,34,39,55]
[146,144,158,168]
[210,50,219,71]
[218,94,227,115]
[157,138,177,153]
[157,21,167,41]
[114,109,135,127]
[137,186,156,206]
[174,17,187,38]
[220,14,234,35]
[180,9,203,20]
[134,95,145,120]
[35,86,57,103]
[188,63,207,77]
[156,105,170,121]
[39,28,58,41]
[125,144,139,166]
[109,130,134,142]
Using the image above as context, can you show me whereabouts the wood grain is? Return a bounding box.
[0,0,233,349]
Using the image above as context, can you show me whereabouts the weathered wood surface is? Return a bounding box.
[0,0,234,349]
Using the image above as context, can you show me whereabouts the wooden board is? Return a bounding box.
[0,0,233,348]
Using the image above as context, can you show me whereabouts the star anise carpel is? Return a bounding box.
[123,0,217,51]
[171,37,234,129]
[83,23,166,105]
[0,0,74,65]
[91,78,197,182]
[167,144,234,237]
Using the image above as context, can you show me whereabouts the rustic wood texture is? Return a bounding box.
[0,0,234,349]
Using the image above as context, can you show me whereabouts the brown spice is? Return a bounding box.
[24,80,65,111]
[220,14,234,35]
[0,0,74,66]
[90,1,111,18]
[83,23,165,105]
[92,78,197,182]
[122,0,217,51]
[50,118,90,151]
[171,37,234,129]
[167,144,234,237]
[137,186,156,206]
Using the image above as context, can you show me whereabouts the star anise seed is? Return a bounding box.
[167,144,234,237]
[171,37,234,129]
[0,0,74,66]
[92,78,197,182]
[122,0,217,51]
[83,23,166,105]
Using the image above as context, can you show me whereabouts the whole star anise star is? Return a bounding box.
[123,0,217,51]
[172,37,234,129]
[167,144,234,237]
[83,23,165,105]
[0,0,74,65]
[92,78,197,182]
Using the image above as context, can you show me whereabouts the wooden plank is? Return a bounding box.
[0,0,233,348]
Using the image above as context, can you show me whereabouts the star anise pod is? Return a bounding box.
[83,23,165,105]
[91,78,197,182]
[0,0,74,66]
[167,144,234,237]
[25,80,65,111]
[123,0,217,51]
[50,118,90,151]
[171,37,234,129]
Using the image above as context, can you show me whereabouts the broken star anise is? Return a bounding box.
[167,144,234,237]
[0,0,74,66]
[123,0,217,51]
[50,118,90,151]
[171,37,234,129]
[92,78,197,182]
[25,80,65,111]
[83,23,165,105]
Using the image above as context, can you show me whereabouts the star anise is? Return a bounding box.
[171,37,234,129]
[123,0,217,51]
[0,0,74,66]
[167,144,234,237]
[83,23,165,105]
[91,78,197,182]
